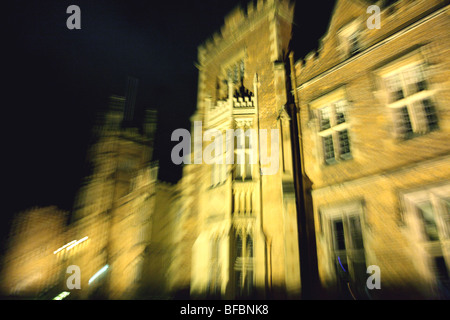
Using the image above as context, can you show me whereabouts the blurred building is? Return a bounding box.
[166,0,302,299]
[67,95,158,299]
[3,0,449,301]
[0,206,68,298]
[292,0,450,299]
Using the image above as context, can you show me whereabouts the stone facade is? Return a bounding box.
[177,0,301,299]
[67,96,158,299]
[0,206,68,298]
[294,0,450,299]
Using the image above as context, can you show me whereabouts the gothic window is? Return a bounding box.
[221,58,246,99]
[402,184,450,298]
[234,232,254,298]
[234,128,253,180]
[209,239,221,297]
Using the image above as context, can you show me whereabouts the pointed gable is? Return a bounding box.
[295,0,372,84]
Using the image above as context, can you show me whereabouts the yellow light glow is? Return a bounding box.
[66,236,89,251]
[53,240,77,254]
[52,291,70,300]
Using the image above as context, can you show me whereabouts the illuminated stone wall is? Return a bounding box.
[68,96,158,299]
[0,206,68,297]
[294,0,450,299]
[179,0,301,299]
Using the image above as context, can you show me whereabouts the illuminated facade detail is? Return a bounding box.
[294,0,450,299]
[337,19,363,58]
[319,202,367,298]
[310,88,352,165]
[401,183,450,298]
[377,59,439,139]
[180,0,301,299]
[233,231,254,299]
[0,206,68,298]
[2,0,449,301]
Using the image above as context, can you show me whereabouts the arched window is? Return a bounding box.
[246,236,253,258]
[234,232,254,298]
[236,234,242,258]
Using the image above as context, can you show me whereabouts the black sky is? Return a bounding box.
[2,0,336,243]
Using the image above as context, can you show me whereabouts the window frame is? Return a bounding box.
[375,52,439,140]
[314,95,352,165]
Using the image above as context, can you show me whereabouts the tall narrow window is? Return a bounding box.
[234,128,253,181]
[417,201,439,242]
[236,235,242,258]
[321,202,366,298]
[338,130,351,159]
[209,239,221,297]
[246,236,253,258]
[234,232,254,299]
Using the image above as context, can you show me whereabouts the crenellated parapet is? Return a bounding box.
[233,96,255,108]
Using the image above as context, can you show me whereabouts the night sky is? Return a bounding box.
[2,0,335,245]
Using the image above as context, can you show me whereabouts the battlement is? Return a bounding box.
[198,0,295,63]
[233,96,255,108]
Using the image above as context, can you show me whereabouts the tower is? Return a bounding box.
[69,85,158,299]
[180,0,301,299]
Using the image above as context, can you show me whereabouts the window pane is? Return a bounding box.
[333,220,346,251]
[417,201,439,241]
[235,132,244,149]
[335,101,346,125]
[422,99,439,131]
[246,236,253,258]
[245,134,251,150]
[400,106,413,137]
[404,65,427,94]
[349,33,359,54]
[235,271,242,297]
[338,130,351,158]
[245,153,252,180]
[236,235,242,257]
[319,107,331,130]
[386,75,404,102]
[434,257,449,282]
[348,216,364,250]
[245,270,253,297]
[335,254,350,294]
[433,257,450,296]
[323,135,335,164]
[351,259,368,295]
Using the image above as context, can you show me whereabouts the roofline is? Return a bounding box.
[295,3,449,91]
